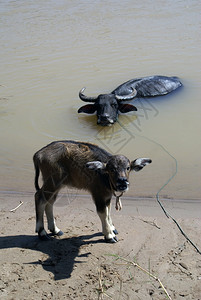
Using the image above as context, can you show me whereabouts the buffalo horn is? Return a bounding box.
[115,88,137,101]
[79,87,98,102]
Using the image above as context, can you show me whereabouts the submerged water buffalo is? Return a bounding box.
[78,75,182,126]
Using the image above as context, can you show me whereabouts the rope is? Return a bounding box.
[108,176,124,211]
[117,119,201,255]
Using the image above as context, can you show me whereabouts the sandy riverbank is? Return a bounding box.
[0,192,201,299]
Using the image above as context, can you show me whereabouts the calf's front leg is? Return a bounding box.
[97,205,118,243]
[107,202,118,235]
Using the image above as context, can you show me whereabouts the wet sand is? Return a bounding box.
[0,192,200,299]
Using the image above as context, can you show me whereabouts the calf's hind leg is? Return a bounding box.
[35,174,64,239]
[45,193,63,236]
[35,189,49,239]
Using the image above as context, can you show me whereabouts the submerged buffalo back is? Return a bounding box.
[113,75,182,98]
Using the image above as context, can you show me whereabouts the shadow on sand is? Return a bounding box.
[0,232,104,280]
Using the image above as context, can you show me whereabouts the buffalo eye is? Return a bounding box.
[127,166,130,171]
[111,102,117,108]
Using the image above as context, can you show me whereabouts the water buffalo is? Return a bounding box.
[33,140,151,243]
[78,75,182,126]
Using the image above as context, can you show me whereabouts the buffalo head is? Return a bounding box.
[86,156,152,193]
[78,87,138,126]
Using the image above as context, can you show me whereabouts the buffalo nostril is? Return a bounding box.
[116,178,129,192]
[118,178,129,184]
[101,114,110,121]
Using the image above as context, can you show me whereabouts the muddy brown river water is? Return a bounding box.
[0,0,201,201]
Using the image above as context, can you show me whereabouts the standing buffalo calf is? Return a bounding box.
[33,140,151,243]
[78,75,182,126]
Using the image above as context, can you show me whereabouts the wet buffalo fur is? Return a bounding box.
[33,140,151,243]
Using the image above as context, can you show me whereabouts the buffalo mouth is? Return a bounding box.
[97,116,115,126]
[115,181,129,193]
[97,119,115,126]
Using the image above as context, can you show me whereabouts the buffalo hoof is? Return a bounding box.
[55,230,64,236]
[105,236,118,243]
[50,230,64,237]
[113,229,118,235]
[38,234,52,241]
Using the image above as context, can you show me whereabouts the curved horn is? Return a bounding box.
[115,88,137,101]
[79,87,98,103]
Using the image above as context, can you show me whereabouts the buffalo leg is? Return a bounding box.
[107,202,118,235]
[97,206,117,243]
[35,174,63,239]
[35,189,49,238]
[45,193,63,236]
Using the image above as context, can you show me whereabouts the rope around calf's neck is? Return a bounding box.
[113,191,123,211]
[108,177,123,211]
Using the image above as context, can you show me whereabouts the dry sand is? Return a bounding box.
[0,191,201,300]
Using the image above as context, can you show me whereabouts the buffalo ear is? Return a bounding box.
[118,104,137,113]
[86,161,105,171]
[131,158,152,172]
[78,104,97,114]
